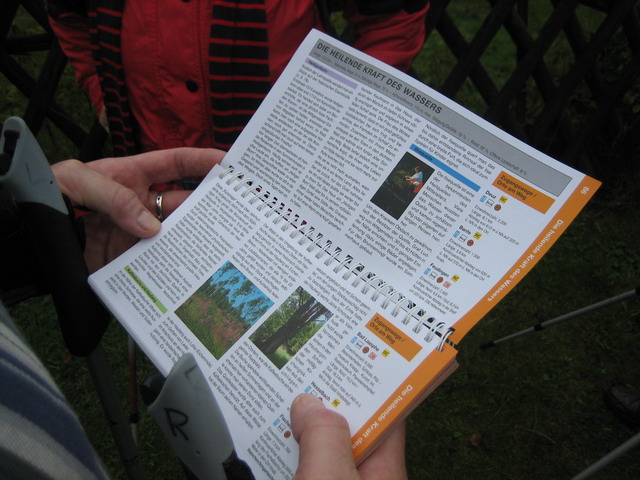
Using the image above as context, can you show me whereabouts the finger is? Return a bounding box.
[53,160,161,238]
[87,147,225,187]
[82,214,138,273]
[98,106,109,132]
[290,394,359,480]
[146,190,193,221]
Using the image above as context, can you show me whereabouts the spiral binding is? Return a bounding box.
[323,246,342,266]
[351,267,370,288]
[343,262,363,282]
[360,273,379,295]
[391,296,412,316]
[315,240,332,259]
[233,177,253,193]
[218,166,456,352]
[246,186,266,203]
[219,165,236,179]
[371,281,389,302]
[403,305,423,326]
[333,254,353,274]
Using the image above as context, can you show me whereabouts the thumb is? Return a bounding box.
[53,159,161,237]
[290,394,360,480]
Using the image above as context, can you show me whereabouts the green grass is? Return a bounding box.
[4,3,640,479]
[271,347,293,369]
[405,179,640,479]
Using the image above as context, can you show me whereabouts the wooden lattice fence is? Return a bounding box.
[2,0,639,180]
[424,0,640,181]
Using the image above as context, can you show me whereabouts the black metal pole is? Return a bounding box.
[480,288,639,349]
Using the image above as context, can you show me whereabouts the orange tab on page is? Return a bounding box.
[492,171,554,213]
[366,313,421,361]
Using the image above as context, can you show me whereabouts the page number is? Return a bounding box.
[581,186,590,194]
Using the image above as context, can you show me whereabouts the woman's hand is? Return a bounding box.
[52,147,224,272]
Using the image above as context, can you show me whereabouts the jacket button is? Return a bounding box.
[186,80,198,92]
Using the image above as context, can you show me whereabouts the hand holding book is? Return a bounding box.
[291,393,407,480]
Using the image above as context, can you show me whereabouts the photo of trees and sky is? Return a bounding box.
[175,261,274,359]
[250,286,333,369]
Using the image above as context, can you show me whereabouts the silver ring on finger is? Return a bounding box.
[155,192,165,221]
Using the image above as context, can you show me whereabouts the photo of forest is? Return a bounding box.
[250,286,333,369]
[370,151,435,220]
[174,261,273,359]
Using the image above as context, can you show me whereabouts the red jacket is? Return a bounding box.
[50,1,429,153]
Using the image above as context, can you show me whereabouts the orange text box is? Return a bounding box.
[493,171,554,213]
[366,314,421,361]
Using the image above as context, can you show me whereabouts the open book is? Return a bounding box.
[89,30,600,478]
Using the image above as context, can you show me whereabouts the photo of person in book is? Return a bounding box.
[405,166,425,193]
[371,152,435,220]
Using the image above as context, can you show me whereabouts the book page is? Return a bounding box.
[90,164,456,479]
[223,30,600,341]
[89,30,598,479]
